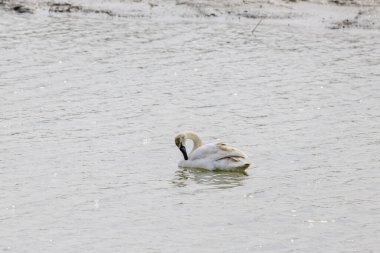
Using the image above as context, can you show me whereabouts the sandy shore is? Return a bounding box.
[1,0,379,29]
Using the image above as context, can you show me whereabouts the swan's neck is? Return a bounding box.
[185,132,202,153]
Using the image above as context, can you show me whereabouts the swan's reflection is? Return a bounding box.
[173,168,249,190]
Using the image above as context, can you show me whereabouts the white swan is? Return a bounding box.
[174,132,250,171]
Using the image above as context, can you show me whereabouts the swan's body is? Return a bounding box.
[175,132,250,171]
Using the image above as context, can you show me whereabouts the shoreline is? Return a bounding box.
[1,0,379,29]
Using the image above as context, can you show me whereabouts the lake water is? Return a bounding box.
[1,6,379,253]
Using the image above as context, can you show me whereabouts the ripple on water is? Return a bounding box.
[1,8,379,253]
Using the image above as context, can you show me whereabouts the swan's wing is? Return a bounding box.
[184,142,250,170]
[190,142,247,161]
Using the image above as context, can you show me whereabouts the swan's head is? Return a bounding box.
[175,134,188,160]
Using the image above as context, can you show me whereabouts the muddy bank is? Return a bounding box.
[1,0,379,29]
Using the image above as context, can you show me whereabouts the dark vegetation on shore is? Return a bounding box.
[0,0,378,29]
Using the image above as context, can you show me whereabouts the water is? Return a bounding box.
[1,7,380,253]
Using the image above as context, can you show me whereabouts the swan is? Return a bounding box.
[174,132,250,171]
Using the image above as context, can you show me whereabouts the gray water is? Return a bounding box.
[1,8,380,253]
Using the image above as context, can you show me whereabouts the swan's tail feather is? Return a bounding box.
[236,163,250,170]
[214,157,251,171]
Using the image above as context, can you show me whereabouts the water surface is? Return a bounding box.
[1,9,380,252]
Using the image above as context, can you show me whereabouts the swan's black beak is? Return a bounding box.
[179,145,188,160]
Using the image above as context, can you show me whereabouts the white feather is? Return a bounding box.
[176,132,250,171]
